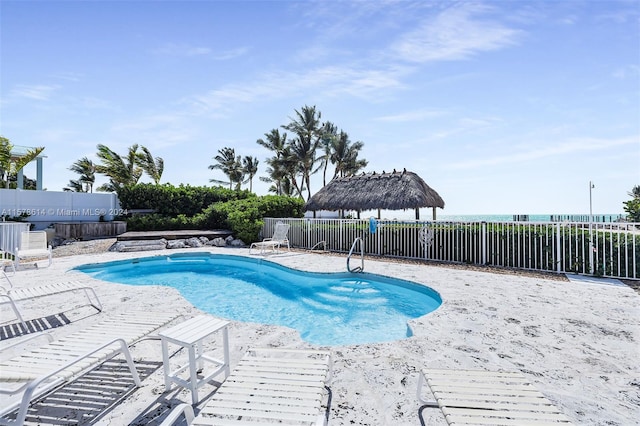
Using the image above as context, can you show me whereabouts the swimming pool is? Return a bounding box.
[75,253,442,346]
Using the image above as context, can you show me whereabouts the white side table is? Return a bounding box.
[159,315,230,404]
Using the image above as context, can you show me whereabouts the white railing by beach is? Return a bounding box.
[263,218,640,280]
[0,222,30,259]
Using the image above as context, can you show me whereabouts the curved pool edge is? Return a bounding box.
[72,250,443,346]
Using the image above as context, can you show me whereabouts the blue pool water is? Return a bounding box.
[75,253,442,346]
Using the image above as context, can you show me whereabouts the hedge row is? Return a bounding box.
[119,184,304,243]
[117,183,252,217]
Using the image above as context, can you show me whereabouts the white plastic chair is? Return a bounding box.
[15,231,52,269]
[249,222,291,255]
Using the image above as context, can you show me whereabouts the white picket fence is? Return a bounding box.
[264,218,639,280]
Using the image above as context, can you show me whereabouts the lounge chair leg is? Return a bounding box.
[117,339,142,386]
[416,371,438,406]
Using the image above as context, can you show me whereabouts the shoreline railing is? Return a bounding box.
[263,218,639,280]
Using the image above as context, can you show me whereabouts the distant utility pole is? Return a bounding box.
[589,181,595,274]
[589,181,594,223]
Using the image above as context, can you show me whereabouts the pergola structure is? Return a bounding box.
[9,145,46,190]
[304,169,445,220]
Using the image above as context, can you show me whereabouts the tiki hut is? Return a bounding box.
[304,169,445,220]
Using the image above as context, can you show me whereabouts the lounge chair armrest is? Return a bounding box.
[1,271,14,288]
[159,403,195,426]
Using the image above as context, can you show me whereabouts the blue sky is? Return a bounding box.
[1,0,638,217]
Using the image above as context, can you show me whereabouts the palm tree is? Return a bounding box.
[67,156,96,192]
[0,136,45,189]
[316,121,339,187]
[137,146,164,184]
[330,131,367,179]
[63,179,85,192]
[257,129,288,194]
[629,185,640,199]
[242,156,259,192]
[282,105,323,200]
[95,144,143,192]
[209,147,243,190]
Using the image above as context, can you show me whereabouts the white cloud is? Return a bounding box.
[447,135,638,170]
[153,43,248,59]
[391,3,521,63]
[153,43,212,57]
[376,108,448,122]
[10,84,61,101]
[212,47,249,60]
[187,65,407,115]
[612,65,640,80]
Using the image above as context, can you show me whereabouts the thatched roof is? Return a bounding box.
[304,169,445,212]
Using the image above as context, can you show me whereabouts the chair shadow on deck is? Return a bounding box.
[11,359,162,425]
[0,313,71,340]
[0,307,100,340]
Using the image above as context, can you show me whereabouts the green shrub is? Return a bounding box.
[117,183,252,217]
[123,192,303,239]
[125,213,196,231]
[205,195,304,242]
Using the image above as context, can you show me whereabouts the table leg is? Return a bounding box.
[188,344,199,404]
[222,326,230,378]
[161,338,172,390]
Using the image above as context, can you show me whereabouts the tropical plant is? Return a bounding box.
[282,105,323,200]
[66,156,96,192]
[623,185,640,222]
[316,121,339,186]
[95,144,143,192]
[329,131,368,179]
[242,156,259,192]
[117,183,248,216]
[257,106,368,198]
[63,179,85,192]
[257,129,289,195]
[137,146,164,184]
[0,136,45,189]
[209,147,244,190]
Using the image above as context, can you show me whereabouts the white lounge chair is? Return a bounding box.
[249,222,290,255]
[0,271,102,329]
[417,368,573,425]
[0,310,181,426]
[161,348,332,426]
[15,231,52,269]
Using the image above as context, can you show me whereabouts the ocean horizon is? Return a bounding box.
[358,209,627,222]
[435,213,626,222]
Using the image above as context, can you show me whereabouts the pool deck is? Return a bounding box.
[2,247,638,426]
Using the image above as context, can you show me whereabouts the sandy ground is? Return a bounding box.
[1,245,639,426]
